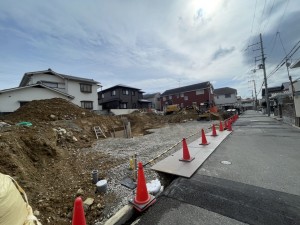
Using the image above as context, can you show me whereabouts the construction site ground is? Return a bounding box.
[0,98,217,225]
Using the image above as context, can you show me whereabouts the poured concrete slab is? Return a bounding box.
[151,130,232,177]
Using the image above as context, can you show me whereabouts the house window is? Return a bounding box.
[111,90,116,96]
[157,98,160,101]
[43,81,58,88]
[196,89,204,95]
[121,103,127,109]
[177,94,179,98]
[163,97,166,101]
[81,101,93,109]
[225,94,231,98]
[80,84,92,93]
[122,89,129,95]
[180,93,184,97]
[101,93,104,99]
[133,103,136,108]
[181,103,184,108]
[132,91,135,96]
[184,96,188,101]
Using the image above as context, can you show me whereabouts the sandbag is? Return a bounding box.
[0,173,42,225]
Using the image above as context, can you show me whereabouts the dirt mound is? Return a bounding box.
[0,98,205,224]
[0,98,127,224]
[4,98,95,123]
[126,112,166,135]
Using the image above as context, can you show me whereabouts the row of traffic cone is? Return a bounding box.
[127,115,240,212]
[71,115,240,223]
[181,114,239,162]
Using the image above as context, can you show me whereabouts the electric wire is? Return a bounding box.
[267,40,300,79]
[261,0,276,34]
[258,0,267,33]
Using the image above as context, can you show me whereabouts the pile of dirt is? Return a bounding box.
[3,98,96,123]
[126,112,166,135]
[0,99,127,224]
[0,98,204,224]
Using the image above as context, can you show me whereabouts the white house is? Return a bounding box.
[0,68,101,113]
[214,87,238,109]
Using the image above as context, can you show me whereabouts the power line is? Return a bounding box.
[278,32,287,56]
[267,39,300,79]
[261,0,276,34]
[245,0,258,52]
[268,32,278,56]
[258,0,267,33]
[275,0,290,33]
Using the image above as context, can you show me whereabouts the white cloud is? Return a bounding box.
[0,0,299,99]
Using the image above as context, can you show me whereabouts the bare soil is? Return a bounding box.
[0,98,202,225]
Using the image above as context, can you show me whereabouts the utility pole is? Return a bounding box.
[260,33,270,116]
[249,79,258,110]
[253,79,257,110]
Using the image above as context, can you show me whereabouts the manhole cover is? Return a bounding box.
[221,161,232,165]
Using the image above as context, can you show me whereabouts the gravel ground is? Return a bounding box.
[92,120,212,224]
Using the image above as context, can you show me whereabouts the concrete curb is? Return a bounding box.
[104,205,135,225]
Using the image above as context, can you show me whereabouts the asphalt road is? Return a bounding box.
[134,110,300,225]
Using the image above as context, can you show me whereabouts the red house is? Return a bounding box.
[161,81,214,109]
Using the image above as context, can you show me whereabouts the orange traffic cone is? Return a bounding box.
[227,120,232,131]
[129,162,156,211]
[211,124,218,136]
[200,129,209,145]
[135,162,151,204]
[72,197,86,225]
[180,138,195,162]
[219,121,224,131]
[224,120,228,130]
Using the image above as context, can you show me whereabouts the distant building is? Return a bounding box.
[0,68,101,114]
[262,86,286,98]
[241,98,254,110]
[160,81,214,109]
[98,84,150,110]
[214,87,238,109]
[143,92,161,110]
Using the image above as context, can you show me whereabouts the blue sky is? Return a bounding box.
[1,0,300,98]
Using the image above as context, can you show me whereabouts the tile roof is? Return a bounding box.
[262,86,283,97]
[0,83,74,98]
[100,84,142,92]
[161,81,211,96]
[143,93,160,99]
[214,87,237,95]
[20,68,99,86]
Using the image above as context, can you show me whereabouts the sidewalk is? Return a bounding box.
[134,110,300,225]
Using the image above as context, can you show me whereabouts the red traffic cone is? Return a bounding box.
[219,121,224,131]
[180,138,194,162]
[227,120,232,131]
[200,129,209,145]
[129,162,156,211]
[211,124,218,136]
[72,197,86,225]
[134,162,151,205]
